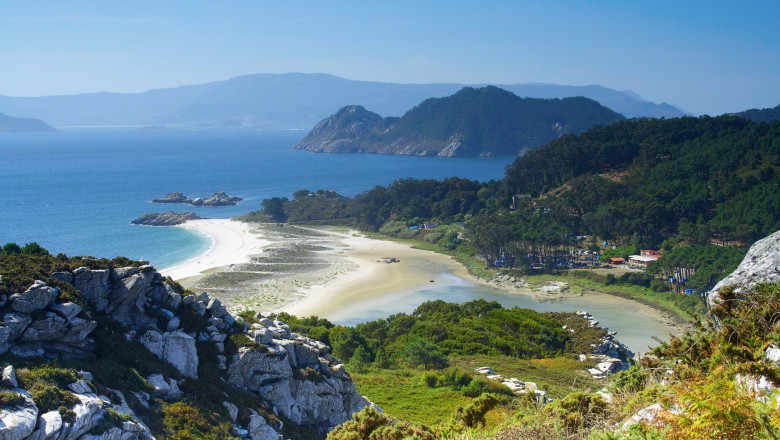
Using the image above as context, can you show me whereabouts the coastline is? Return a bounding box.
[161,220,686,349]
[160,219,271,282]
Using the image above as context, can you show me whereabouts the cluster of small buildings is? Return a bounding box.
[627,249,661,269]
[606,249,661,270]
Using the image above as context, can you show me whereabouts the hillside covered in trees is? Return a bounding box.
[248,115,779,300]
[736,103,780,123]
[292,86,625,157]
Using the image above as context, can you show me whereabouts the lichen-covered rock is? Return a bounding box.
[2,313,31,340]
[708,229,780,309]
[9,281,58,314]
[31,409,62,440]
[73,268,110,305]
[229,348,292,389]
[2,365,17,388]
[0,389,37,440]
[48,302,82,322]
[162,331,198,378]
[147,374,182,400]
[20,312,68,341]
[246,410,278,440]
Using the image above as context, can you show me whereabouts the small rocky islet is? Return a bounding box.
[130,211,203,226]
[152,191,242,207]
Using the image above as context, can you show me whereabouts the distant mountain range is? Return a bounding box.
[735,103,780,123]
[0,112,55,133]
[293,86,625,157]
[0,73,685,128]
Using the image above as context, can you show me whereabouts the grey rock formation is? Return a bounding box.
[708,229,780,309]
[10,281,58,314]
[0,389,37,440]
[0,264,372,436]
[152,192,192,204]
[152,191,242,206]
[161,331,198,379]
[3,365,18,388]
[191,191,242,207]
[228,334,369,432]
[130,212,203,226]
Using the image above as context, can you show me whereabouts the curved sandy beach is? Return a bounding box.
[158,219,684,350]
[160,219,271,281]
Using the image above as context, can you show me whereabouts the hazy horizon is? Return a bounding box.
[1,1,778,116]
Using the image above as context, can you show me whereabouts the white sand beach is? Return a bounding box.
[160,219,271,281]
[281,231,474,317]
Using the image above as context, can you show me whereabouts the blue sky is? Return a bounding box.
[1,1,778,115]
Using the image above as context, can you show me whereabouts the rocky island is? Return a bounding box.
[152,191,242,207]
[293,86,625,157]
[131,211,203,226]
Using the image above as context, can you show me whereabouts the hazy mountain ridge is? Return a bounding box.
[0,112,55,133]
[293,86,626,157]
[735,103,780,123]
[0,73,684,128]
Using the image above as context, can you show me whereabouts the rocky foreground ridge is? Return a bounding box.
[0,264,372,439]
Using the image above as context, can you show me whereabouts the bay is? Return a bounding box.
[0,128,513,268]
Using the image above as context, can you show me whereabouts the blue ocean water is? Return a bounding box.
[0,128,514,268]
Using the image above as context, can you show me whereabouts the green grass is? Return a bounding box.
[450,355,601,400]
[350,353,600,429]
[351,366,474,425]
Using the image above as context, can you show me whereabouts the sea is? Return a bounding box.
[0,128,673,350]
[0,128,513,268]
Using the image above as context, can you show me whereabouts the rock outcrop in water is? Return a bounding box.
[0,264,372,439]
[130,211,203,226]
[152,191,242,206]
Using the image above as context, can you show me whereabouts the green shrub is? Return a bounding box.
[293,368,324,384]
[460,378,514,398]
[327,407,437,440]
[163,401,233,440]
[378,220,406,236]
[89,408,133,435]
[436,368,473,390]
[421,371,438,387]
[228,334,267,353]
[452,393,501,428]
[0,390,26,408]
[178,308,210,334]
[544,391,608,433]
[424,232,444,243]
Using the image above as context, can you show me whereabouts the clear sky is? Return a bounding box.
[1,1,778,115]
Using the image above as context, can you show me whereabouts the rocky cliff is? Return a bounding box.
[0,263,372,439]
